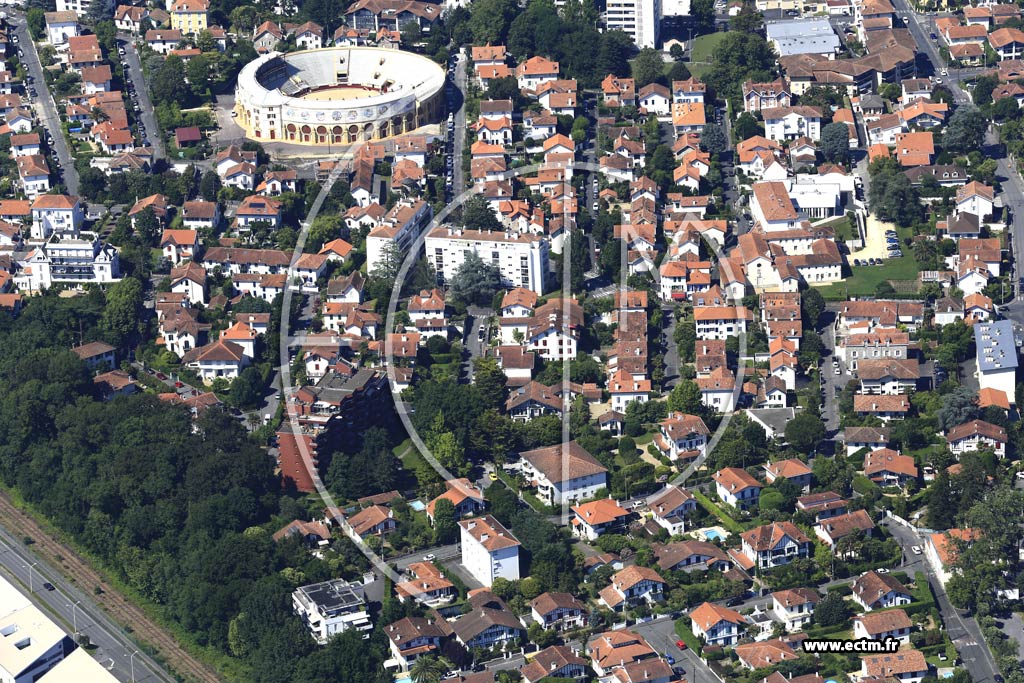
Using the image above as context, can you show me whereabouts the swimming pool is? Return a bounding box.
[704,530,723,541]
[409,500,426,512]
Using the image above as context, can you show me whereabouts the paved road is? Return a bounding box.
[820,312,845,433]
[462,305,491,383]
[884,518,1001,683]
[391,542,461,571]
[11,12,78,195]
[889,0,971,103]
[663,307,680,389]
[118,36,165,160]
[0,530,173,683]
[987,127,1024,322]
[452,50,467,196]
[632,615,720,683]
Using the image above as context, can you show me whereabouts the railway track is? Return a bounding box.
[0,492,222,683]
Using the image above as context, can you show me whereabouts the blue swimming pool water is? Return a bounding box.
[704,530,723,541]
[409,500,426,512]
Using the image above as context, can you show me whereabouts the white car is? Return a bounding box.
[834,367,841,375]
[423,553,436,561]
[911,545,922,555]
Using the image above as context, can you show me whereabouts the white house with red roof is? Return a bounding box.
[713,467,763,509]
[690,602,746,646]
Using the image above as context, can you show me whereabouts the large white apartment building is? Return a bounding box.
[459,515,521,586]
[17,233,121,291]
[605,0,661,48]
[425,227,549,295]
[365,199,433,274]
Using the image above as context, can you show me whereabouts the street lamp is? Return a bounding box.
[26,562,38,592]
[127,649,139,683]
[67,600,81,634]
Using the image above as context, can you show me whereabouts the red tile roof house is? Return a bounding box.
[864,448,918,488]
[859,648,929,683]
[853,608,913,643]
[174,126,202,147]
[571,498,632,540]
[771,587,820,632]
[529,593,587,632]
[598,566,666,611]
[945,419,1007,458]
[762,458,812,491]
[689,601,746,647]
[814,509,875,552]
[520,645,588,683]
[713,467,763,510]
[384,616,447,671]
[160,228,199,265]
[851,570,912,611]
[739,521,812,570]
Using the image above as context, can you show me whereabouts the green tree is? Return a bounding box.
[691,0,714,32]
[200,170,221,201]
[784,412,825,453]
[936,385,979,431]
[801,288,825,328]
[925,470,956,530]
[820,122,850,164]
[468,0,518,44]
[733,112,764,141]
[26,8,45,40]
[411,656,452,683]
[461,195,502,231]
[78,167,108,201]
[596,31,634,78]
[449,252,503,307]
[868,158,925,227]
[667,380,702,414]
[473,357,508,410]
[814,591,850,626]
[150,55,192,108]
[632,48,665,88]
[700,123,727,156]
[943,104,988,155]
[100,277,144,347]
[432,497,458,544]
[229,367,264,408]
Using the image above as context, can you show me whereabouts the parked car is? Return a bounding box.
[675,640,688,650]
[854,259,861,266]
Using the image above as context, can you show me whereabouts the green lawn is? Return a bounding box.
[820,215,855,242]
[819,255,920,299]
[689,33,728,66]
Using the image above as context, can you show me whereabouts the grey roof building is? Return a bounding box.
[766,18,841,56]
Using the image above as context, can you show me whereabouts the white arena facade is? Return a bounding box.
[234,47,446,146]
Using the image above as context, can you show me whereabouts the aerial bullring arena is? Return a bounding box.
[234,47,446,146]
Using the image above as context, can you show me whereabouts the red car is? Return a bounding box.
[174,381,184,388]
[155,372,167,380]
[675,640,687,650]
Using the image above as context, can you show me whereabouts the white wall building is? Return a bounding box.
[18,235,120,290]
[459,516,521,586]
[605,0,661,48]
[975,320,1018,404]
[365,200,433,275]
[292,579,372,644]
[425,227,549,295]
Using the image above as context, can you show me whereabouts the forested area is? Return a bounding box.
[0,290,387,683]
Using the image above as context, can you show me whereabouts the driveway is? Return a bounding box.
[118,36,165,159]
[12,12,78,194]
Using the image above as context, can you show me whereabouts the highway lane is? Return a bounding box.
[0,528,174,683]
[10,10,79,195]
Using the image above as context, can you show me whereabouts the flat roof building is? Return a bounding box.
[292,579,372,644]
